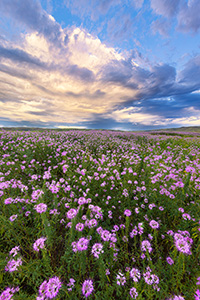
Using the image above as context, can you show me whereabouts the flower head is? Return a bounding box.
[33,237,47,252]
[130,287,138,299]
[34,203,47,213]
[149,220,159,229]
[82,279,94,298]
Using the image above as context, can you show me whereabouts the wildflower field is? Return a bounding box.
[0,129,199,300]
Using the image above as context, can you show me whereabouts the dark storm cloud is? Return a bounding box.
[0,0,67,47]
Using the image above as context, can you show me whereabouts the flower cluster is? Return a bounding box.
[130,267,141,282]
[5,247,22,273]
[141,240,153,253]
[34,203,47,213]
[82,279,94,298]
[67,278,75,291]
[91,243,104,258]
[174,232,193,255]
[116,271,126,286]
[71,237,90,252]
[33,237,47,252]
[37,277,62,299]
[0,286,19,299]
[143,267,160,291]
[129,287,138,299]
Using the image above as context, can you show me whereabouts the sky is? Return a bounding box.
[0,0,200,131]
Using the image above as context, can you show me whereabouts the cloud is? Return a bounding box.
[106,13,135,42]
[150,0,200,35]
[150,0,181,18]
[177,55,200,89]
[108,106,163,126]
[0,0,67,47]
[131,0,144,9]
[0,45,47,69]
[177,0,200,33]
[66,65,95,82]
[0,13,200,130]
[151,19,171,37]
[65,0,121,20]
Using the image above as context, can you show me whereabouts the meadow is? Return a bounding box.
[0,129,199,300]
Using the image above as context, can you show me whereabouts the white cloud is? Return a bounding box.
[56,125,87,129]
[0,26,137,125]
[109,106,162,126]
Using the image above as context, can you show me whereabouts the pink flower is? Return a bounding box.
[5,257,22,272]
[34,203,47,213]
[130,287,138,299]
[82,279,94,298]
[124,209,132,217]
[149,220,159,229]
[33,237,47,252]
[9,215,18,222]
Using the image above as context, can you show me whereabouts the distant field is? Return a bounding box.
[0,129,199,299]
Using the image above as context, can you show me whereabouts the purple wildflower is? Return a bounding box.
[9,246,20,257]
[45,277,62,299]
[82,279,94,298]
[66,208,78,219]
[75,223,84,231]
[124,209,132,217]
[194,289,200,300]
[130,268,141,282]
[5,257,22,272]
[101,230,111,241]
[0,286,19,300]
[67,278,75,291]
[141,240,152,253]
[9,215,18,222]
[149,220,159,229]
[91,243,104,258]
[76,237,90,251]
[130,287,138,299]
[116,271,126,286]
[34,203,47,213]
[166,257,174,265]
[33,237,47,252]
